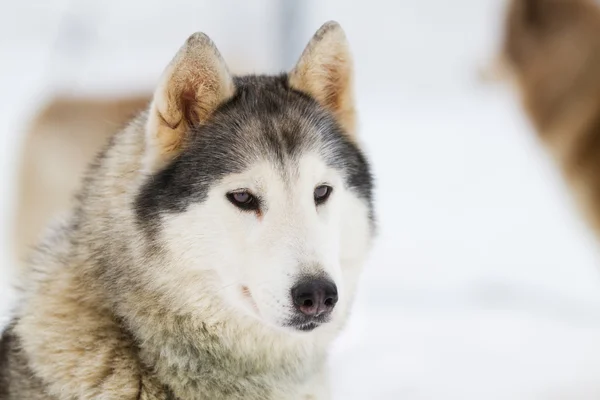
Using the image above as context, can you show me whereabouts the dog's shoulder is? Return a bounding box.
[0,322,53,400]
[0,324,11,399]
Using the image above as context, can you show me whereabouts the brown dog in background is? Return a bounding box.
[501,0,600,236]
[13,94,150,266]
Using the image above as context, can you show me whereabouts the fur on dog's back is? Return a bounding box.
[502,0,600,235]
[1,22,374,400]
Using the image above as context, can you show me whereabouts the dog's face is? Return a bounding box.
[135,23,374,332]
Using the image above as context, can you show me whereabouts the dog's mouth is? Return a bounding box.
[294,322,321,332]
[240,286,329,332]
[287,314,330,332]
[241,285,259,313]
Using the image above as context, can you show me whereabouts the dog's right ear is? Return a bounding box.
[144,33,235,172]
[289,21,356,137]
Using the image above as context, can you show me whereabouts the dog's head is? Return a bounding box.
[502,0,600,133]
[134,22,374,333]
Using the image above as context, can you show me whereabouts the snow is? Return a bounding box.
[3,0,600,398]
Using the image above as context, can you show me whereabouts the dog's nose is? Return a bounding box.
[291,279,338,317]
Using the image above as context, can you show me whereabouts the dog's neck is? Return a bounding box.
[120,291,329,399]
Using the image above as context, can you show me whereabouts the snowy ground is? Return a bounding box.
[3,1,600,399]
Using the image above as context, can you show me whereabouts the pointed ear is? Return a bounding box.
[289,21,356,137]
[145,32,234,171]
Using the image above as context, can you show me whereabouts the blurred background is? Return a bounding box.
[3,0,600,398]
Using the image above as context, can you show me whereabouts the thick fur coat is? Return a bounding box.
[0,22,375,400]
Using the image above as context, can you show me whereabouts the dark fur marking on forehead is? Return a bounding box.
[135,74,374,231]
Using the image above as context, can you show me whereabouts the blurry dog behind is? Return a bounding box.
[500,0,600,236]
[13,94,150,266]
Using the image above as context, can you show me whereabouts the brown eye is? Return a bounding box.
[314,185,332,205]
[227,191,260,211]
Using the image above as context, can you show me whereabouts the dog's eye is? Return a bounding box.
[314,185,332,205]
[227,191,260,211]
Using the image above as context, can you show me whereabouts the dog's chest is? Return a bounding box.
[146,341,325,400]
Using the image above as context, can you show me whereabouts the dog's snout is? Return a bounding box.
[291,278,338,317]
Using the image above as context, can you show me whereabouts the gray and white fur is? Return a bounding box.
[0,21,375,400]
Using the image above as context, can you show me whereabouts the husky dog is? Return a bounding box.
[500,0,600,235]
[0,21,375,399]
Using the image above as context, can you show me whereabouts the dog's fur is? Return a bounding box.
[500,0,600,235]
[13,94,151,267]
[0,21,375,400]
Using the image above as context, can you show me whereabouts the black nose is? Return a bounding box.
[291,278,338,317]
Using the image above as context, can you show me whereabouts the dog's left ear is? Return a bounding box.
[145,32,235,172]
[289,21,356,137]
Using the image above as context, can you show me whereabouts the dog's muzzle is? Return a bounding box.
[288,277,338,331]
